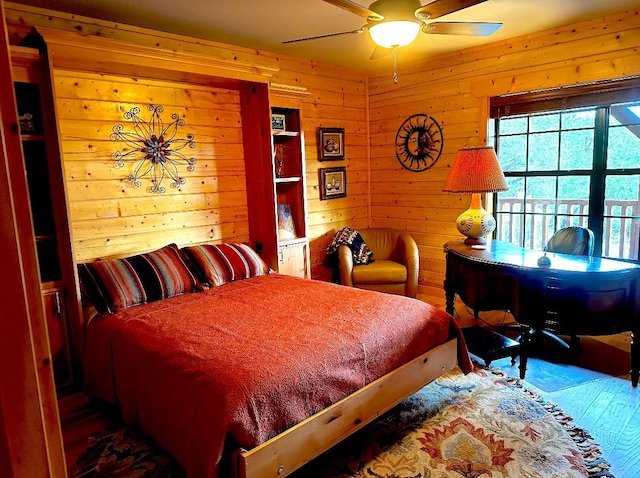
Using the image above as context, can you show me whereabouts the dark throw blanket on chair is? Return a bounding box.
[327,227,374,265]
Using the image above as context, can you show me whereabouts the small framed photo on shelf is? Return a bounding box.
[318,127,345,160]
[19,113,35,133]
[319,166,347,200]
[272,113,286,131]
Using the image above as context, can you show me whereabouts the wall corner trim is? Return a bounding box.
[36,26,279,86]
[269,82,310,100]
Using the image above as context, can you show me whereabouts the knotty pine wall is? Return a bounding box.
[367,8,640,303]
[56,72,250,263]
[5,2,369,280]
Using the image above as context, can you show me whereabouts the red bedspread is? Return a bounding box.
[84,274,471,477]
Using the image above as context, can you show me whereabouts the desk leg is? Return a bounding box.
[444,282,455,317]
[518,325,531,380]
[631,331,639,388]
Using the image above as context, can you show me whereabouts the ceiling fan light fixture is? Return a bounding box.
[369,20,420,48]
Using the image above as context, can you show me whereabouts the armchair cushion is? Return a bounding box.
[352,260,407,284]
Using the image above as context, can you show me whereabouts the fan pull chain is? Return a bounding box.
[393,47,398,84]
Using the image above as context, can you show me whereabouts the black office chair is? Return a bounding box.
[503,226,595,360]
[531,226,595,351]
[546,226,594,256]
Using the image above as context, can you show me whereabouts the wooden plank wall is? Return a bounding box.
[367,8,640,303]
[303,80,370,281]
[4,2,369,279]
[54,71,249,262]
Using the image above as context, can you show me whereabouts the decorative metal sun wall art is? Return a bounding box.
[111,104,196,194]
[394,114,443,172]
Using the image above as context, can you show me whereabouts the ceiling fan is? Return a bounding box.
[283,0,502,82]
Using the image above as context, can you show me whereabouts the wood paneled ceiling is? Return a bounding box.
[7,0,640,69]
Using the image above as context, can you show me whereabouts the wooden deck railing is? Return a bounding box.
[496,198,640,260]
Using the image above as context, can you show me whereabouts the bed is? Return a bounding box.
[79,243,472,478]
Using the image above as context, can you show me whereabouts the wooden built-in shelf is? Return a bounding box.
[35,234,56,241]
[241,87,310,279]
[278,237,308,247]
[275,176,301,184]
[20,134,45,141]
[272,130,299,137]
[241,90,311,279]
[13,45,76,392]
[41,280,64,290]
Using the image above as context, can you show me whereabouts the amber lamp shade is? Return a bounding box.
[442,146,508,245]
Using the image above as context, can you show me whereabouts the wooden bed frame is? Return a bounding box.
[75,244,462,477]
[234,338,458,478]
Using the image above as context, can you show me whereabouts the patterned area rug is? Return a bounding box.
[73,367,614,478]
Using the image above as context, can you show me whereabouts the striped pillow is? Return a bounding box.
[78,257,146,314]
[181,243,269,287]
[133,244,199,300]
[78,244,198,314]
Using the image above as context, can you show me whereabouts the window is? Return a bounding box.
[490,80,640,261]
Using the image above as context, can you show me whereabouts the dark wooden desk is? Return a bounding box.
[444,239,640,386]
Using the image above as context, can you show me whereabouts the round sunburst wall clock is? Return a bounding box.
[394,113,444,172]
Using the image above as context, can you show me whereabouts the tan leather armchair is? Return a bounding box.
[338,228,419,298]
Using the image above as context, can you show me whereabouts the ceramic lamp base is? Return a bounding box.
[455,193,496,245]
[463,236,487,246]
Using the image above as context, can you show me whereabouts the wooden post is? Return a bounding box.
[0,0,67,475]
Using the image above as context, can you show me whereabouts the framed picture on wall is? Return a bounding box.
[318,127,345,160]
[319,166,347,200]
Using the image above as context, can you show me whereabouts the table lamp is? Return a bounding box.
[442,146,508,245]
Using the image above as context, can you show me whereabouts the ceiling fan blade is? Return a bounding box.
[323,0,384,20]
[423,21,502,36]
[282,28,365,44]
[370,46,392,60]
[415,0,487,21]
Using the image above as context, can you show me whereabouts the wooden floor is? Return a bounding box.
[58,391,126,475]
[532,372,640,478]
